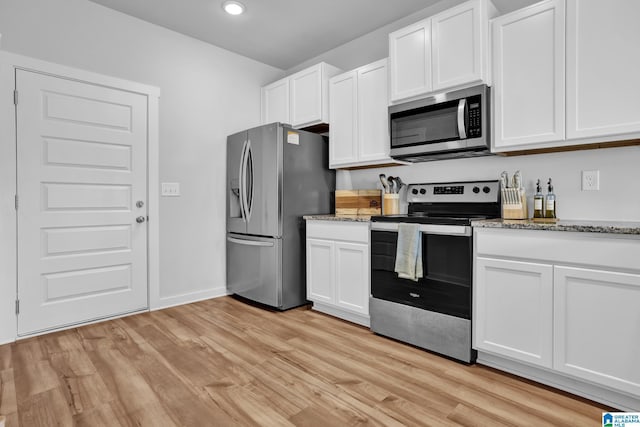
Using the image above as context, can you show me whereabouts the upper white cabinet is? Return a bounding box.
[432,0,491,91]
[261,78,290,125]
[566,0,640,140]
[492,0,640,152]
[389,20,432,102]
[492,0,565,150]
[329,59,402,169]
[389,0,496,103]
[260,62,342,129]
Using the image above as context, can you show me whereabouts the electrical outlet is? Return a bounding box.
[581,170,599,191]
[161,182,180,196]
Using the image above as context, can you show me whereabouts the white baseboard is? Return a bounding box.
[151,286,228,311]
[311,302,370,327]
[477,352,640,411]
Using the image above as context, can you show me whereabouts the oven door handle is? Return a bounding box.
[370,222,471,237]
[457,98,467,140]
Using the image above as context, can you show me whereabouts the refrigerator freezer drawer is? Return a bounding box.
[227,234,281,308]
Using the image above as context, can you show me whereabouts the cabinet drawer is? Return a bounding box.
[306,220,369,243]
[475,229,640,271]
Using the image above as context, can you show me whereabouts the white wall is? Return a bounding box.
[0,0,281,341]
[288,0,640,222]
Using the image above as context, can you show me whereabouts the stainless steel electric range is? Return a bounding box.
[369,180,501,363]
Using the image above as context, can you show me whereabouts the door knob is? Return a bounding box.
[136,200,144,208]
[136,216,146,223]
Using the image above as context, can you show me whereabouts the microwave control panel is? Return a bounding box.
[467,95,482,138]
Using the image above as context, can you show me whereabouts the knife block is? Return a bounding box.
[501,189,528,220]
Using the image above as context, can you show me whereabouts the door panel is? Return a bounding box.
[227,233,281,307]
[246,124,280,237]
[227,130,247,234]
[16,69,148,335]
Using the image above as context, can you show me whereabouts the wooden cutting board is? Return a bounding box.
[335,190,381,215]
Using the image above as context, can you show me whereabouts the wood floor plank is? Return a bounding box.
[1,296,613,426]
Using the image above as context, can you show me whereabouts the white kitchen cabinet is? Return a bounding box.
[566,0,640,141]
[492,0,640,152]
[475,257,553,368]
[306,220,370,326]
[492,0,565,150]
[432,0,491,91]
[389,19,432,102]
[554,266,640,396]
[260,62,341,129]
[474,227,640,410]
[389,0,495,103]
[329,59,400,169]
[261,78,290,125]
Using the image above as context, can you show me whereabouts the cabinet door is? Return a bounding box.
[290,64,323,128]
[474,257,553,368]
[566,0,640,140]
[335,242,369,316]
[554,266,640,396]
[432,0,484,91]
[329,71,358,167]
[389,19,432,102]
[357,59,391,163]
[492,0,565,150]
[261,78,290,125]
[306,238,334,304]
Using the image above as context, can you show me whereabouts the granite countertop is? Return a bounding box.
[472,218,640,235]
[303,214,372,222]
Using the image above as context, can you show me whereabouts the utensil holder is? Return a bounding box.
[383,194,400,215]
[501,188,528,220]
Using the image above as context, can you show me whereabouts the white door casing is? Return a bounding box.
[16,69,149,335]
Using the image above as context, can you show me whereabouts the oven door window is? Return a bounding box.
[390,100,460,148]
[370,231,472,319]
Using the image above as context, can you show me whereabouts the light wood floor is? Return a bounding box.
[0,296,610,426]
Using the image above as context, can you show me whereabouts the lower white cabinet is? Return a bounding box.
[475,257,553,368]
[474,228,640,409]
[554,266,640,397]
[306,220,370,326]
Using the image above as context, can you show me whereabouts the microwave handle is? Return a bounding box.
[457,98,467,140]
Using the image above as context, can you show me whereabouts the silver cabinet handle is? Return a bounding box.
[457,98,467,140]
[226,236,274,247]
[136,216,146,223]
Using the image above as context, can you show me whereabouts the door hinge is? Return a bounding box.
[13,90,18,105]
[15,194,18,210]
[15,300,20,315]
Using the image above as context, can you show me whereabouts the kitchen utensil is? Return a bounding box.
[379,174,389,193]
[500,171,509,189]
[513,170,522,190]
[395,176,405,191]
[387,176,397,193]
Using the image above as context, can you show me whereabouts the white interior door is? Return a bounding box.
[16,69,149,335]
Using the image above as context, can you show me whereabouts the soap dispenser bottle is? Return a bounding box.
[533,179,544,219]
[545,178,556,219]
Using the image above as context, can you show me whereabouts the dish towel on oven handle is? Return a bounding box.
[394,223,423,281]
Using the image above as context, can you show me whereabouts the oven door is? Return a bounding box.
[370,223,472,319]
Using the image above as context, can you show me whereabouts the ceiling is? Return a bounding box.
[88,0,536,70]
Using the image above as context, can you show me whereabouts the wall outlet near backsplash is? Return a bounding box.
[582,170,600,191]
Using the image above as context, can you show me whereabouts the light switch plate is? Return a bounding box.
[161,182,180,196]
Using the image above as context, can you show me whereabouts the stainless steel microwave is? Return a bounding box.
[389,84,491,162]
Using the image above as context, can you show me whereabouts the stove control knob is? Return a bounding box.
[472,186,480,194]
[419,188,427,195]
[411,188,419,195]
[483,186,491,194]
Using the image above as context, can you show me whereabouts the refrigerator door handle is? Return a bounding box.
[227,236,274,247]
[245,139,254,222]
[238,139,248,222]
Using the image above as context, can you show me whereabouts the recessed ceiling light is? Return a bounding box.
[222,1,245,15]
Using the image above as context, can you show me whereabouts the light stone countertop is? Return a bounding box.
[303,214,372,223]
[472,218,640,235]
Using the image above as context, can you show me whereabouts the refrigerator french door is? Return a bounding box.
[226,123,334,310]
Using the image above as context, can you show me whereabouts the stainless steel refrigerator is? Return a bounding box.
[226,123,335,310]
